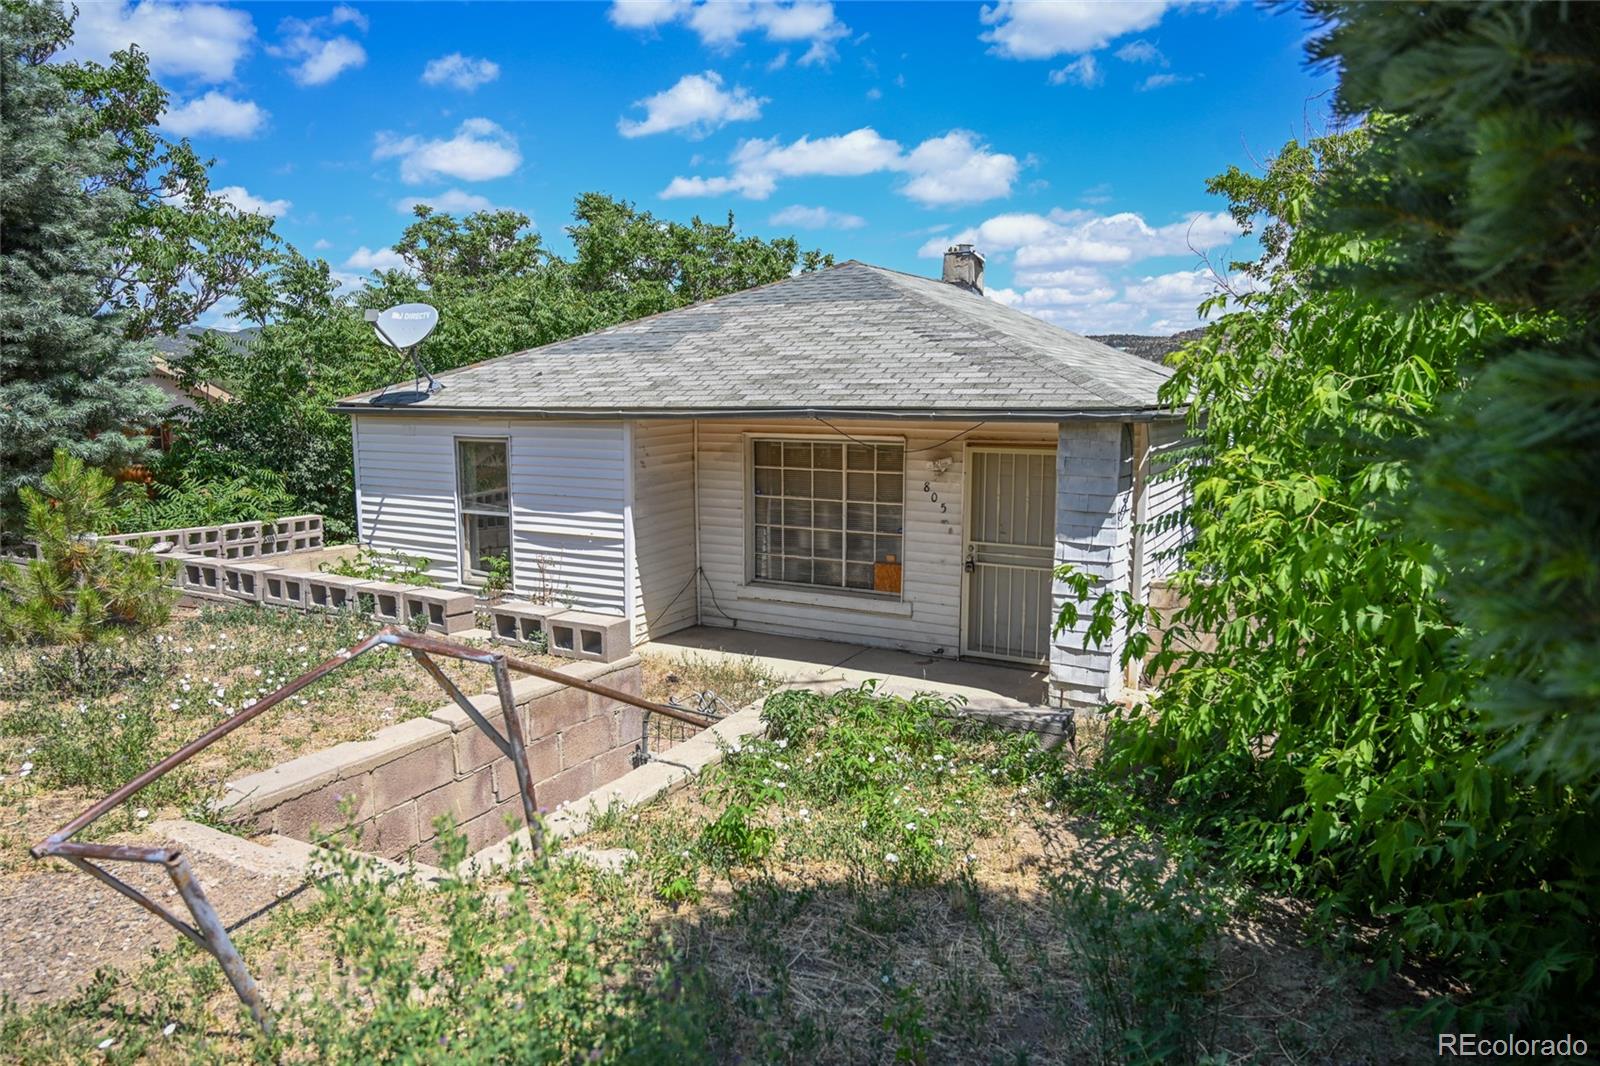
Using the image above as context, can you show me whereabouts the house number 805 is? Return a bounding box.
[922,481,947,513]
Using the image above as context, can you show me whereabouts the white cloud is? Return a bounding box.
[1139,72,1193,91]
[344,246,408,272]
[1049,55,1100,87]
[394,188,500,215]
[422,53,500,91]
[979,0,1189,60]
[271,6,368,86]
[374,118,522,184]
[313,238,333,250]
[609,0,849,64]
[215,185,290,217]
[618,71,764,139]
[922,207,1237,266]
[64,1,255,83]
[769,204,866,230]
[662,126,1018,205]
[1114,38,1167,65]
[160,92,268,138]
[900,131,1019,206]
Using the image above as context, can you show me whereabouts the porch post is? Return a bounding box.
[1050,421,1134,709]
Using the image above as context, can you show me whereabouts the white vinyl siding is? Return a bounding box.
[351,414,630,616]
[1142,417,1191,596]
[628,419,698,642]
[695,418,1057,656]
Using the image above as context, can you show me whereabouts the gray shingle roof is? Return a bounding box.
[336,260,1176,419]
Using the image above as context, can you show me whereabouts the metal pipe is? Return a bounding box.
[40,629,395,850]
[494,646,717,729]
[491,655,541,853]
[43,840,178,863]
[63,856,207,949]
[166,852,272,1034]
[407,649,513,761]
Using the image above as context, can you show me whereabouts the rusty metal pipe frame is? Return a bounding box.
[29,624,699,1035]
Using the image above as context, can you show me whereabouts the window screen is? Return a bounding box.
[457,439,510,576]
[751,439,904,592]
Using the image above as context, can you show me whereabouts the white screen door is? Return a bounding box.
[962,447,1057,663]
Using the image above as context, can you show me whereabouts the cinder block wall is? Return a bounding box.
[220,657,646,863]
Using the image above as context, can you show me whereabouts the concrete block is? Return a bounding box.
[356,581,412,625]
[303,572,370,613]
[546,610,630,664]
[401,587,475,635]
[221,560,277,603]
[273,775,376,839]
[523,683,590,740]
[454,712,514,776]
[416,767,497,837]
[370,800,420,860]
[492,735,560,802]
[368,739,458,814]
[560,715,614,769]
[263,569,316,609]
[592,744,639,789]
[181,526,224,556]
[180,556,225,598]
[218,521,263,560]
[536,762,595,812]
[264,514,324,555]
[334,717,454,779]
[614,705,645,748]
[488,601,557,648]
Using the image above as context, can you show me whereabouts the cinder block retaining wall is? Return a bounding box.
[220,657,646,864]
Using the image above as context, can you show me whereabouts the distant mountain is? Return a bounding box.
[1089,327,1207,365]
[151,326,261,360]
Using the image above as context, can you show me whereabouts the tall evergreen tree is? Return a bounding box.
[1308,1,1600,788]
[0,0,163,528]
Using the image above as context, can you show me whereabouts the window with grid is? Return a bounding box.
[456,439,510,577]
[751,439,904,593]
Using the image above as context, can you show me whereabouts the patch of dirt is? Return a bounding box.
[0,834,305,1006]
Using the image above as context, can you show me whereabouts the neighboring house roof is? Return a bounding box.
[335,260,1179,420]
[149,352,234,405]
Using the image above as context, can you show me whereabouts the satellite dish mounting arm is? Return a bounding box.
[366,306,443,395]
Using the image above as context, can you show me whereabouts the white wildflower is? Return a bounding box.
[883,852,899,864]
[135,808,149,820]
[98,1038,114,1050]
[162,1022,176,1037]
[904,821,916,831]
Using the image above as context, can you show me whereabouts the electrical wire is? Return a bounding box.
[810,415,988,454]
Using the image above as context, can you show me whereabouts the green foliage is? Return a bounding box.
[266,828,717,1063]
[0,0,162,522]
[167,197,831,538]
[1079,127,1597,1028]
[321,545,436,587]
[109,466,296,532]
[0,451,175,648]
[480,551,513,600]
[1051,845,1227,1066]
[57,39,278,340]
[1308,0,1600,790]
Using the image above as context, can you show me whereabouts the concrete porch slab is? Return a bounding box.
[637,625,1052,715]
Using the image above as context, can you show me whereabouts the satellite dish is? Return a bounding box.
[365,303,443,395]
[368,303,438,349]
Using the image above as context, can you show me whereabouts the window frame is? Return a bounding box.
[454,436,514,583]
[744,432,907,599]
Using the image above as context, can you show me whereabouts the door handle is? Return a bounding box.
[964,545,976,573]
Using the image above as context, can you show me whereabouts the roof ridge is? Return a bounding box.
[858,263,1172,393]
[857,265,1146,408]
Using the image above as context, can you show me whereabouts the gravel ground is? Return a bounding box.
[0,839,304,1005]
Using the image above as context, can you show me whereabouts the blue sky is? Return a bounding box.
[64,1,1333,335]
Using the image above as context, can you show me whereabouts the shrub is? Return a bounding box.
[320,545,436,586]
[0,451,175,653]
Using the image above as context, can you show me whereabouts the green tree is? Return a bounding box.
[1088,128,1596,1027]
[0,0,163,525]
[166,196,831,536]
[0,451,175,648]
[1307,1,1600,789]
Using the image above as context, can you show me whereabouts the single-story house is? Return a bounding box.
[335,248,1188,709]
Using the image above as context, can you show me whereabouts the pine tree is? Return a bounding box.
[0,450,175,648]
[0,0,164,529]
